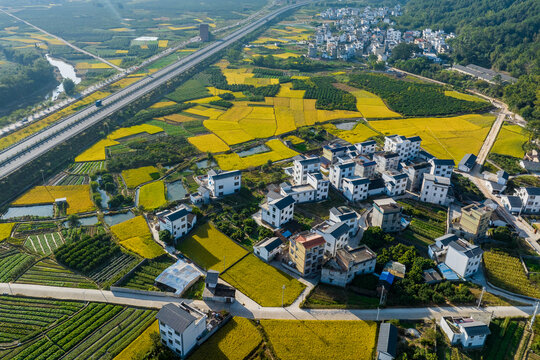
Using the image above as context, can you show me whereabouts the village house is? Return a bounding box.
[156,303,207,358]
[420,173,451,206]
[288,233,326,276]
[321,246,377,287]
[371,198,402,232]
[157,205,197,241]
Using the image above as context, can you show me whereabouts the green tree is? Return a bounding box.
[67,214,80,228]
[63,78,76,95]
[389,43,419,62]
[159,230,173,245]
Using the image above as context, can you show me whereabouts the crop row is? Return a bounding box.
[58,175,87,186]
[64,309,156,360]
[88,253,137,284]
[409,219,445,240]
[71,161,105,175]
[0,253,34,282]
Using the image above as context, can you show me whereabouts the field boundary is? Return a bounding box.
[110,286,178,299]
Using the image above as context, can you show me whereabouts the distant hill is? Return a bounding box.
[397,0,539,77]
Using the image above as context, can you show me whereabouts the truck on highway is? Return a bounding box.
[95,100,103,107]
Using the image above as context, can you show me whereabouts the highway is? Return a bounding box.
[0,1,310,179]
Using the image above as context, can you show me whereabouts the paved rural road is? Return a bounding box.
[0,1,311,179]
[0,283,534,321]
[0,9,124,71]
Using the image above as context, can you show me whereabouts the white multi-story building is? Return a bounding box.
[429,234,482,278]
[156,303,207,358]
[371,198,402,232]
[207,169,241,197]
[354,140,377,156]
[293,155,321,185]
[420,173,450,206]
[440,317,490,349]
[403,162,431,191]
[354,157,377,179]
[157,205,196,241]
[384,135,422,162]
[382,171,408,196]
[516,187,540,214]
[314,220,350,256]
[329,160,355,190]
[429,158,455,178]
[329,206,360,237]
[260,193,295,228]
[321,246,377,287]
[374,152,400,173]
[307,172,329,201]
[342,176,370,202]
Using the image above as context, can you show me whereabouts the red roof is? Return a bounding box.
[296,234,325,249]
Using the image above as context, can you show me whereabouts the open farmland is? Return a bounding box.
[70,161,106,175]
[444,90,488,103]
[189,317,262,360]
[111,216,164,258]
[0,295,84,345]
[121,166,160,189]
[491,124,528,158]
[220,254,306,307]
[0,247,34,282]
[113,320,159,360]
[324,122,379,144]
[16,259,97,289]
[138,181,167,210]
[87,253,138,286]
[370,114,496,162]
[1,301,157,360]
[215,139,299,170]
[24,232,64,256]
[177,223,248,271]
[75,124,164,162]
[188,133,230,153]
[12,185,94,215]
[260,320,377,360]
[0,223,15,241]
[483,251,540,298]
[334,84,401,118]
[119,256,175,291]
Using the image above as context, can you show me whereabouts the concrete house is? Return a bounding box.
[207,169,241,197]
[458,154,477,173]
[429,158,455,178]
[384,135,422,162]
[260,193,295,228]
[420,173,450,206]
[289,233,326,276]
[329,160,355,190]
[458,203,493,240]
[156,303,207,358]
[314,220,350,256]
[403,162,431,191]
[374,152,400,173]
[321,246,377,287]
[501,195,522,214]
[253,237,283,262]
[354,157,377,179]
[429,235,482,278]
[157,205,196,241]
[371,198,402,232]
[342,176,370,201]
[329,206,359,237]
[293,155,320,185]
[382,171,408,196]
[440,317,490,349]
[516,187,540,214]
[355,139,377,156]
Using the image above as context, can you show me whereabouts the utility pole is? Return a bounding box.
[282,284,286,307]
[477,286,485,308]
[222,256,225,273]
[530,301,539,331]
[376,307,380,321]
